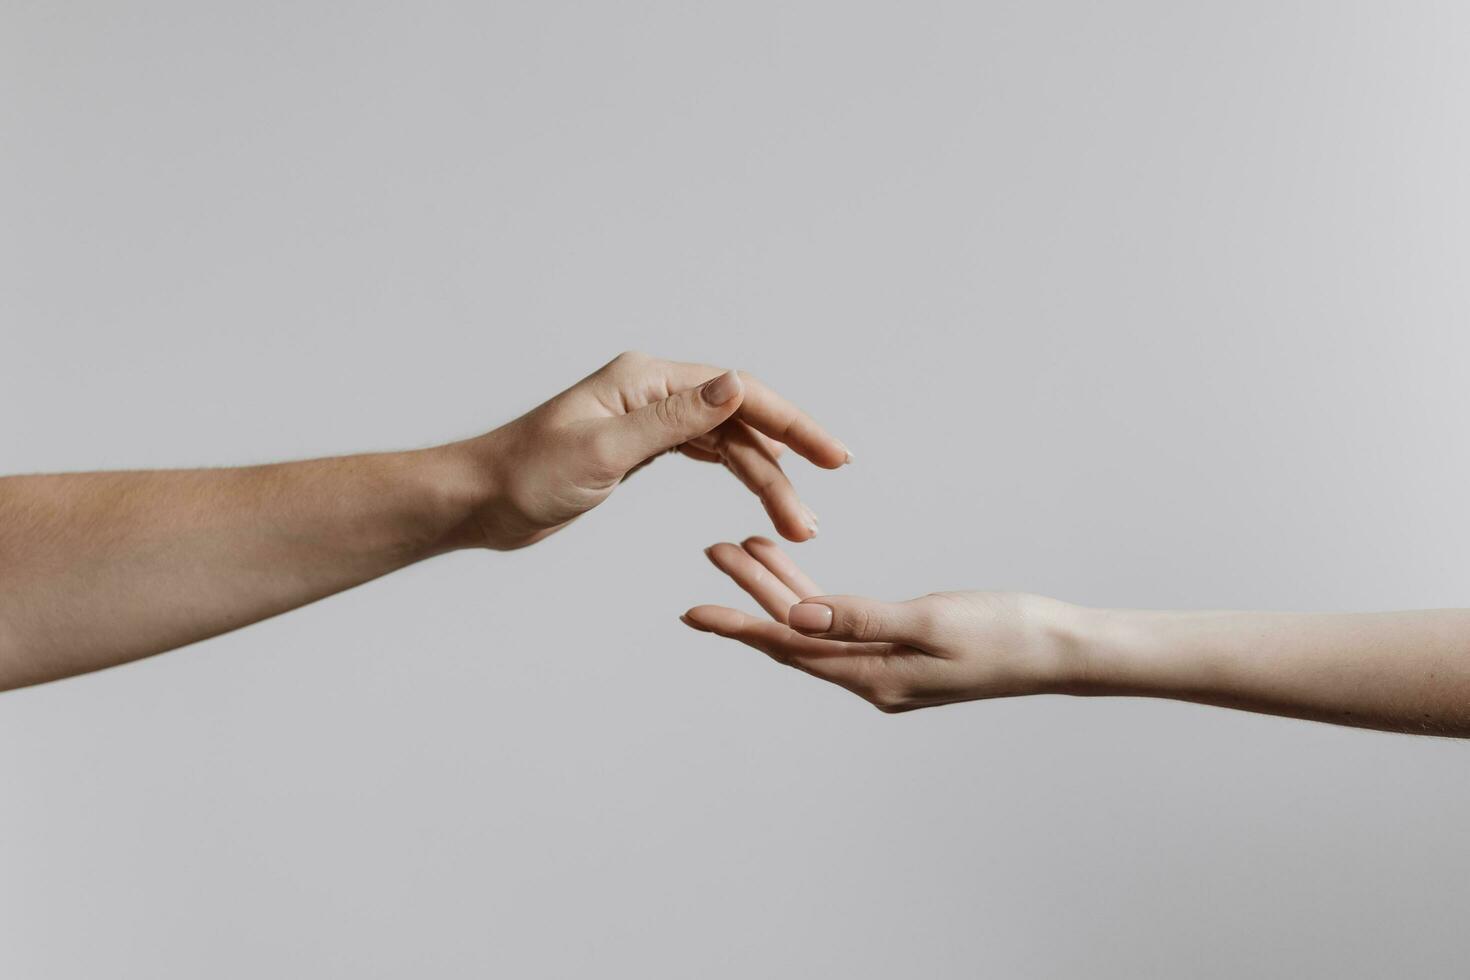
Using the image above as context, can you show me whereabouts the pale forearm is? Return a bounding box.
[0,446,486,691]
[1064,606,1470,736]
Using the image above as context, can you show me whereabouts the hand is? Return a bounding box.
[681,537,1081,711]
[456,352,851,550]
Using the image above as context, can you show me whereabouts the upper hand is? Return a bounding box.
[460,352,851,550]
[681,537,1080,712]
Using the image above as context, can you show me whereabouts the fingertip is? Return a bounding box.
[685,604,743,634]
[761,501,803,543]
[680,611,713,633]
[787,520,823,543]
[771,502,818,542]
[808,440,852,470]
[793,513,820,541]
[704,542,739,567]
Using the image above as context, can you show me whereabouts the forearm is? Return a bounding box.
[1061,605,1470,736]
[0,445,486,691]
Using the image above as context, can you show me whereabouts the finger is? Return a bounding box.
[739,536,824,599]
[734,373,850,469]
[687,428,783,460]
[678,444,723,464]
[719,422,818,542]
[665,363,849,469]
[680,606,873,689]
[787,594,937,645]
[704,541,802,622]
[753,430,787,460]
[598,371,745,471]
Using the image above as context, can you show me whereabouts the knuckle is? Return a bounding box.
[906,597,946,640]
[751,471,783,495]
[924,590,974,628]
[867,686,910,713]
[585,427,625,474]
[651,393,688,430]
[610,350,652,372]
[848,606,882,643]
[854,662,914,713]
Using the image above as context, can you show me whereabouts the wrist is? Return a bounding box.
[1019,599,1131,696]
[959,593,1106,697]
[1045,604,1193,698]
[1013,595,1105,695]
[404,438,502,554]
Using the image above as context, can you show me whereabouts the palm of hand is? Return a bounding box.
[684,539,1057,711]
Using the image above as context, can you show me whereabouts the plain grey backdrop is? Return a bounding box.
[4,1,1469,976]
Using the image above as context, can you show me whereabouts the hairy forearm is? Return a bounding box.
[1059,605,1470,736]
[0,446,486,691]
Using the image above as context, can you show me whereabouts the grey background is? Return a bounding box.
[4,1,1469,976]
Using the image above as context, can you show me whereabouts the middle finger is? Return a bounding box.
[739,536,824,599]
[704,541,802,622]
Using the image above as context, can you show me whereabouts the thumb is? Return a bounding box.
[787,595,936,645]
[603,370,744,469]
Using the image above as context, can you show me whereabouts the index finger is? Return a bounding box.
[666,361,850,469]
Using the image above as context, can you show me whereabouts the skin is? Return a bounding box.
[0,352,849,692]
[682,537,1470,737]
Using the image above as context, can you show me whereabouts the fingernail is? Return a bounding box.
[842,448,854,464]
[680,613,711,633]
[788,602,833,633]
[801,505,820,536]
[701,370,742,405]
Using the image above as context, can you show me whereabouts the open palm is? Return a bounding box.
[682,536,1069,712]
